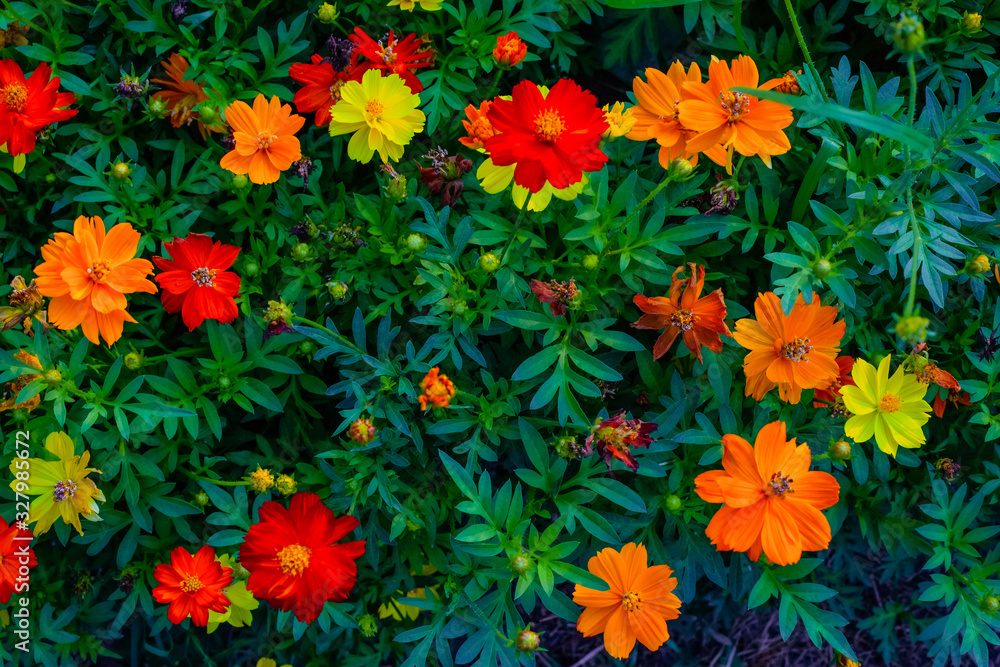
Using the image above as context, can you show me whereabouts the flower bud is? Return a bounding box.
[479,253,500,273]
[231,173,250,190]
[663,494,682,512]
[315,2,339,23]
[44,173,56,184]
[217,375,232,390]
[451,299,468,315]
[960,12,983,35]
[193,491,210,507]
[515,628,540,652]
[812,258,833,278]
[384,173,408,201]
[123,351,144,371]
[968,254,990,275]
[669,157,694,180]
[582,253,599,271]
[291,242,311,261]
[893,11,926,52]
[327,280,349,301]
[359,614,378,637]
[493,32,527,68]
[149,97,168,116]
[829,440,852,461]
[275,473,297,495]
[248,466,275,493]
[198,105,217,123]
[510,553,531,574]
[111,161,131,182]
[348,417,376,444]
[298,340,317,358]
[983,596,1000,613]
[44,369,62,385]
[115,75,148,100]
[894,315,930,344]
[405,233,427,251]
[244,258,260,276]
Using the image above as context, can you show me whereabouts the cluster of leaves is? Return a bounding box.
[1,0,1000,665]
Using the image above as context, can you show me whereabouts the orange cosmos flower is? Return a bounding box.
[419,367,455,410]
[572,543,681,660]
[631,263,731,363]
[220,94,305,185]
[678,55,793,174]
[493,32,527,68]
[34,216,156,346]
[460,100,496,150]
[694,421,840,566]
[150,54,223,138]
[626,61,706,169]
[734,292,845,404]
[152,545,234,626]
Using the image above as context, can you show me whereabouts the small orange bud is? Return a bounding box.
[493,32,527,68]
[348,417,377,444]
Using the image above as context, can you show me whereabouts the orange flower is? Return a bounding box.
[627,61,705,169]
[734,292,845,404]
[150,54,222,138]
[152,545,234,626]
[219,94,305,185]
[914,361,960,391]
[419,367,455,410]
[631,263,731,363]
[678,55,793,174]
[460,100,496,150]
[694,421,840,566]
[34,216,156,346]
[572,543,681,660]
[771,70,803,95]
[493,32,527,68]
[933,388,971,417]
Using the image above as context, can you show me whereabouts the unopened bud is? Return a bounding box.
[193,491,210,507]
[123,352,144,371]
[663,494,682,512]
[582,254,600,271]
[359,614,378,637]
[895,315,930,344]
[829,440,852,461]
[231,173,250,190]
[510,554,531,574]
[813,259,832,278]
[669,157,694,180]
[405,233,427,251]
[983,596,1000,613]
[893,11,926,52]
[111,162,131,182]
[515,628,540,652]
[327,280,349,301]
[479,253,500,273]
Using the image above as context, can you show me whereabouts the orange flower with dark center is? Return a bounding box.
[933,388,971,417]
[493,32,527,68]
[349,28,434,93]
[460,100,496,150]
[627,61,704,169]
[419,367,456,410]
[695,421,840,566]
[153,233,242,331]
[632,263,731,363]
[734,292,845,404]
[240,492,365,624]
[152,545,234,626]
[0,60,77,156]
[812,355,856,408]
[219,94,304,185]
[572,543,681,660]
[34,215,156,346]
[678,55,793,174]
[288,54,354,126]
[150,54,222,138]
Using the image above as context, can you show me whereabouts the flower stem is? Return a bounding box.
[903,55,921,317]
[618,174,673,233]
[185,472,249,486]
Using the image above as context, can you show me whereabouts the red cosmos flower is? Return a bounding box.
[349,28,434,94]
[631,263,731,364]
[584,412,655,472]
[812,355,856,408]
[152,546,234,626]
[153,233,242,331]
[0,60,77,156]
[288,54,354,126]
[240,492,366,624]
[933,388,972,417]
[0,517,34,604]
[485,79,608,193]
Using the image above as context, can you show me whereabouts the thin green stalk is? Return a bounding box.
[185,472,249,486]
[620,175,672,230]
[498,209,526,263]
[903,55,921,316]
[291,315,363,354]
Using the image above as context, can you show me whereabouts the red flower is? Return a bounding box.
[812,355,857,408]
[288,54,354,126]
[485,79,608,193]
[240,492,365,624]
[349,28,434,93]
[584,413,655,472]
[632,263,731,364]
[493,32,527,68]
[530,278,579,317]
[933,388,972,417]
[152,546,234,626]
[153,233,242,331]
[0,517,34,604]
[0,60,77,156]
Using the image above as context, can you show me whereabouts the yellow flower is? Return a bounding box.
[388,0,442,10]
[841,356,931,458]
[275,473,297,495]
[9,432,106,535]
[329,69,425,164]
[248,466,274,492]
[378,586,440,620]
[602,102,636,139]
[476,158,587,212]
[256,659,292,667]
[207,554,260,633]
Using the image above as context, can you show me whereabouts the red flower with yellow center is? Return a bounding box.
[460,100,496,150]
[152,546,234,626]
[632,263,731,363]
[485,79,608,193]
[0,60,77,156]
[349,28,434,94]
[153,233,242,331]
[240,492,365,624]
[419,367,456,410]
[288,54,355,126]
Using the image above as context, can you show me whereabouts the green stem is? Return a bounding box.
[620,175,672,232]
[185,472,249,486]
[498,209,526,264]
[903,55,921,317]
[291,315,363,354]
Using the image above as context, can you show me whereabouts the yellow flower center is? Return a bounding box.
[53,479,78,502]
[87,259,113,283]
[2,83,28,113]
[256,132,277,150]
[669,308,694,332]
[765,470,795,498]
[191,267,216,287]
[533,109,566,142]
[365,99,385,119]
[880,393,902,413]
[277,543,311,576]
[621,591,642,612]
[719,91,750,122]
[780,337,813,362]
[180,576,204,594]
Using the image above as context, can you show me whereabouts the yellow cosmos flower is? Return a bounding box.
[388,0,442,10]
[602,102,636,138]
[329,69,425,163]
[256,659,292,667]
[207,554,260,633]
[477,158,587,212]
[840,356,931,458]
[1,142,25,173]
[9,432,106,535]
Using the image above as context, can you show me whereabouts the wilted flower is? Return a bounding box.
[772,70,803,95]
[493,32,527,68]
[976,328,1000,362]
[263,299,294,339]
[291,157,315,189]
[0,276,47,334]
[419,367,456,410]
[585,412,655,472]
[530,278,580,317]
[705,175,738,215]
[418,147,473,207]
[935,458,961,482]
[0,21,29,49]
[325,36,355,70]
[115,75,148,100]
[170,0,188,21]
[0,351,42,413]
[933,388,972,418]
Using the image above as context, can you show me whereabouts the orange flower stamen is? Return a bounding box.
[533,109,566,142]
[879,394,902,413]
[779,337,813,362]
[180,576,204,594]
[277,543,311,576]
[719,91,750,122]
[2,83,28,112]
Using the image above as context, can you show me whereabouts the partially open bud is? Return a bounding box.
[829,440,852,461]
[479,253,500,273]
[111,161,132,182]
[327,280,349,301]
[348,417,376,444]
[968,254,990,275]
[275,473,297,495]
[248,466,275,493]
[515,627,540,652]
[893,11,926,52]
[493,32,527,68]
[960,12,983,35]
